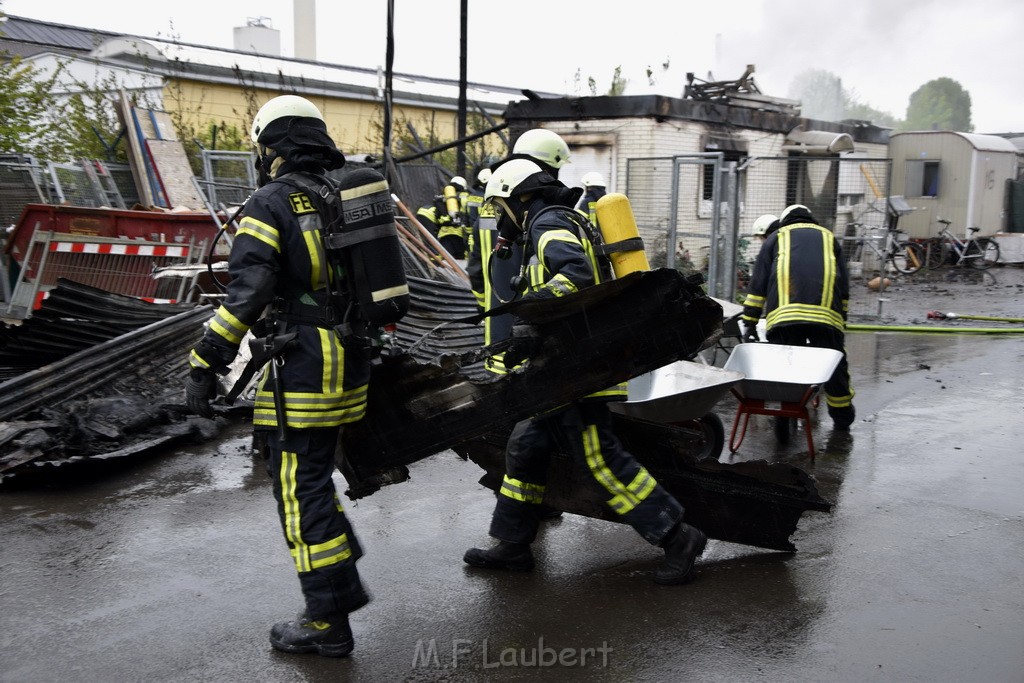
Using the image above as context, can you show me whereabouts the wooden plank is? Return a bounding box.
[115,90,154,207]
[146,139,205,210]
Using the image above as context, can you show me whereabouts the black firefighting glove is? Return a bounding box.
[185,367,218,417]
[503,324,542,369]
[741,322,760,343]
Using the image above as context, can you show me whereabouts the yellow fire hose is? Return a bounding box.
[848,323,1024,334]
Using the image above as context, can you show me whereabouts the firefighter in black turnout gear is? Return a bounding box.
[462,159,708,585]
[468,129,574,373]
[741,204,856,430]
[185,95,409,658]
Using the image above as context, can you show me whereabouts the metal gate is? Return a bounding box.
[5,229,205,319]
[626,155,893,308]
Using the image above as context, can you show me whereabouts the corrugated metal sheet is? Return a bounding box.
[0,279,196,380]
[0,15,118,53]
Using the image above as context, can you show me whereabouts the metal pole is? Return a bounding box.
[707,154,723,298]
[721,161,741,303]
[667,160,681,270]
[383,0,396,185]
[457,0,468,178]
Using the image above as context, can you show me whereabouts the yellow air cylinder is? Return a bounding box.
[443,184,460,218]
[594,193,650,278]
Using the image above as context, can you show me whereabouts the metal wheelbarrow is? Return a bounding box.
[722,343,843,459]
[609,360,744,460]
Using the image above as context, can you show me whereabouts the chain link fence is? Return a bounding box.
[626,155,898,318]
[199,150,257,207]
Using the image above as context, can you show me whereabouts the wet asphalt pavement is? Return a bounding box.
[1,268,1023,682]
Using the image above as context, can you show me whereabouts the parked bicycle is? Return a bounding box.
[924,219,1000,270]
[844,223,926,275]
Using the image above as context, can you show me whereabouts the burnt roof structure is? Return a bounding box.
[501,94,891,148]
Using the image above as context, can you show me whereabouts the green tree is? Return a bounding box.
[57,70,139,163]
[901,77,973,132]
[1,49,153,163]
[0,53,66,158]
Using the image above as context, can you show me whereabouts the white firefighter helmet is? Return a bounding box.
[484,159,545,202]
[752,214,779,236]
[780,204,811,224]
[450,176,468,192]
[250,95,324,144]
[512,129,570,169]
[581,171,606,188]
[476,167,492,185]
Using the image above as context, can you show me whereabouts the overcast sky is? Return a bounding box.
[3,0,1022,133]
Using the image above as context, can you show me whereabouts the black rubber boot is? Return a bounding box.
[654,522,707,585]
[463,541,535,571]
[269,613,354,658]
[538,505,563,520]
[830,405,856,431]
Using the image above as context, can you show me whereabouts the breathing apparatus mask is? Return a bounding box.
[491,198,523,260]
[254,145,278,187]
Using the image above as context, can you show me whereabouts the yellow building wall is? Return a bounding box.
[160,79,470,156]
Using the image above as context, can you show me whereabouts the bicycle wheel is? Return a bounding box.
[925,239,946,269]
[890,241,925,274]
[968,238,1000,270]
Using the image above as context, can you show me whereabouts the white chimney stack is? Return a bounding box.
[294,0,317,61]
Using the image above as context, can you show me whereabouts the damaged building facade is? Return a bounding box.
[500,81,892,300]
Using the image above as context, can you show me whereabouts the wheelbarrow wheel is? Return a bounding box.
[672,412,725,460]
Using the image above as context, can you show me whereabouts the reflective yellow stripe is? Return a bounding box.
[626,467,657,501]
[319,328,341,394]
[499,475,545,504]
[742,293,764,306]
[484,352,510,375]
[238,216,281,251]
[777,228,791,307]
[340,179,389,201]
[766,304,845,330]
[820,229,835,310]
[254,385,369,429]
[302,533,353,569]
[438,225,462,239]
[279,451,310,572]
[372,283,410,302]
[210,305,249,345]
[826,390,855,408]
[585,383,628,400]
[254,408,366,428]
[582,424,642,515]
[255,387,369,408]
[536,229,582,265]
[477,230,495,344]
[300,214,327,290]
[189,348,211,369]
[538,273,578,298]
